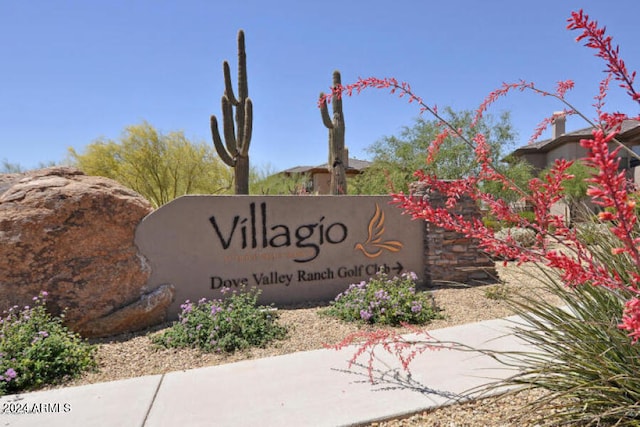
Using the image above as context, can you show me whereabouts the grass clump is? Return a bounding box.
[152,288,287,353]
[323,270,440,325]
[0,292,96,396]
[483,283,510,300]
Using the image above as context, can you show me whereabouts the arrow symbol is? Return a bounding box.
[393,261,403,274]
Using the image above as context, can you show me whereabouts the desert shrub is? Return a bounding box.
[516,210,536,223]
[152,288,287,353]
[483,284,510,300]
[323,271,440,325]
[483,211,536,232]
[495,227,536,248]
[482,215,503,231]
[0,292,96,396]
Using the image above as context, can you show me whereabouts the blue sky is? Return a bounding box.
[1,1,639,172]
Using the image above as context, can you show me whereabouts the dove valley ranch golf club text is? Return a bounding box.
[211,262,403,288]
[208,202,348,263]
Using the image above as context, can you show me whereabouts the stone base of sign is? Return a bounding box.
[410,182,497,286]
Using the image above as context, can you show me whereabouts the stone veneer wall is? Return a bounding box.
[410,182,497,286]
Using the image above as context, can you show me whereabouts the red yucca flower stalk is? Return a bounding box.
[323,8,640,367]
[567,10,639,102]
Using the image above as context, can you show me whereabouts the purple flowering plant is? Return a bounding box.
[152,287,287,353]
[0,291,96,396]
[324,270,440,325]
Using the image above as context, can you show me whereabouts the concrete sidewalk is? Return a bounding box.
[0,316,530,427]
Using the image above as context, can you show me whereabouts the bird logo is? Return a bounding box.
[354,203,403,258]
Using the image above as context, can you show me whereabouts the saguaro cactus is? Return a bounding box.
[319,70,348,195]
[210,30,253,194]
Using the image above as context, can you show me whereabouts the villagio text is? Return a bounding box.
[209,202,348,263]
[210,262,405,289]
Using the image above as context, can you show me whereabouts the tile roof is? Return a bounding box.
[513,119,640,155]
[281,158,372,174]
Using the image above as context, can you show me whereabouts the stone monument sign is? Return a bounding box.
[135,195,424,318]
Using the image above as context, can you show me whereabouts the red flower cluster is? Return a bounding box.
[568,10,639,102]
[326,326,452,383]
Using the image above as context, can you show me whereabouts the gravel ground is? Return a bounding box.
[52,262,564,426]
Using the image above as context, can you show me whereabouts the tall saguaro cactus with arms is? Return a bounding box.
[320,70,348,195]
[210,30,253,194]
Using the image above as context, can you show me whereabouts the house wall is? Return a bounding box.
[520,153,547,171]
[313,172,331,194]
[312,171,361,194]
[546,142,588,165]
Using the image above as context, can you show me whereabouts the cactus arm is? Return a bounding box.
[221,96,238,156]
[239,98,253,156]
[223,61,238,105]
[210,115,235,166]
[319,93,334,129]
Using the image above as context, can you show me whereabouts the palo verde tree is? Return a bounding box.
[69,121,233,208]
[210,29,253,195]
[319,70,348,195]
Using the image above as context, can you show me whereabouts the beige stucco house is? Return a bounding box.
[281,157,372,194]
[511,115,640,221]
[512,115,640,182]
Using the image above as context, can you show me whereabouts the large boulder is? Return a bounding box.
[0,167,174,338]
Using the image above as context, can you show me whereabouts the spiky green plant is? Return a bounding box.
[488,221,640,426]
[210,29,253,194]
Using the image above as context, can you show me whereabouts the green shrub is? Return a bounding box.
[483,211,536,232]
[483,284,510,300]
[482,216,503,231]
[0,292,96,396]
[323,271,440,325]
[152,288,287,353]
[517,210,536,223]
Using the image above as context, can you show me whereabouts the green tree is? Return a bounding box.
[481,154,535,205]
[541,159,597,223]
[558,160,596,202]
[350,108,532,198]
[69,122,233,207]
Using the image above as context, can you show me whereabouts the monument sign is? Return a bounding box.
[135,195,424,318]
